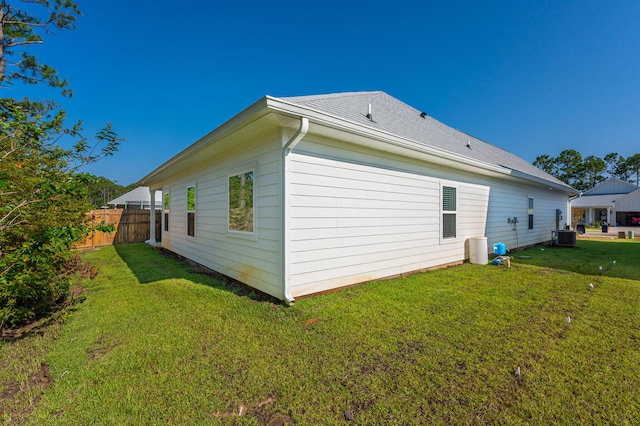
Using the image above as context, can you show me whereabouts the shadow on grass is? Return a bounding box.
[112,243,280,302]
[515,239,640,281]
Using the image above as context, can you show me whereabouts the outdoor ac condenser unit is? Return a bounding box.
[552,230,577,247]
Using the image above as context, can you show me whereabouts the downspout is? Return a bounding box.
[283,117,309,155]
[282,117,309,304]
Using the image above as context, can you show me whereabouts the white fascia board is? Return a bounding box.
[508,170,578,195]
[137,97,272,189]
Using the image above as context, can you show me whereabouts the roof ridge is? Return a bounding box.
[277,91,386,102]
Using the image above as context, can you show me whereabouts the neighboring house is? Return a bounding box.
[137,91,577,302]
[107,187,162,209]
[570,178,640,226]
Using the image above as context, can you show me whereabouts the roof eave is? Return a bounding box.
[137,97,272,188]
[267,97,576,194]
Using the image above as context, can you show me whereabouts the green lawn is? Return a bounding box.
[2,240,640,425]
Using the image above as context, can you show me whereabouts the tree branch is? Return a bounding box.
[0,197,42,230]
[5,39,44,48]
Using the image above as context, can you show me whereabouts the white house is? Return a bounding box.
[570,178,640,226]
[107,187,162,210]
[137,91,577,302]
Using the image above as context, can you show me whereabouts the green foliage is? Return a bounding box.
[81,173,130,209]
[532,153,554,174]
[582,155,607,188]
[624,153,640,186]
[0,0,81,95]
[186,185,195,210]
[0,98,122,329]
[163,192,169,210]
[0,1,124,329]
[534,150,640,190]
[228,171,254,232]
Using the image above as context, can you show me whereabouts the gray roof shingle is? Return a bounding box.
[277,91,573,191]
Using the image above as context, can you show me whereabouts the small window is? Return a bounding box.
[527,197,534,230]
[229,171,254,232]
[187,186,196,237]
[442,186,457,239]
[163,193,170,232]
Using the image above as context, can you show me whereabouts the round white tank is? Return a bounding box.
[469,237,488,264]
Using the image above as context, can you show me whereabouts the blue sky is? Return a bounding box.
[13,0,640,185]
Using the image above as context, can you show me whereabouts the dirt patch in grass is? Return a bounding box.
[87,335,121,361]
[0,363,52,423]
[209,397,294,425]
[1,364,51,401]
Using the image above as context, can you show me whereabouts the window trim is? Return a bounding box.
[440,183,458,243]
[187,185,196,238]
[527,196,534,230]
[227,165,256,238]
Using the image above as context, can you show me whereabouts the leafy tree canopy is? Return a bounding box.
[533,150,640,191]
[0,0,81,95]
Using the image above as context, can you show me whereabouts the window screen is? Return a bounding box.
[443,186,457,212]
[442,186,457,239]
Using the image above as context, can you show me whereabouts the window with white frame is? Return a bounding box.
[228,170,254,233]
[187,186,196,237]
[527,196,534,230]
[163,192,170,232]
[442,185,457,240]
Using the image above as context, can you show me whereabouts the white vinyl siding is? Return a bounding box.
[287,139,491,296]
[159,131,283,298]
[155,124,571,300]
[484,184,567,249]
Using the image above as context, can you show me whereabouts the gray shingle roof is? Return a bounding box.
[570,194,620,207]
[277,91,573,191]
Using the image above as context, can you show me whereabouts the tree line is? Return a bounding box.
[533,150,640,191]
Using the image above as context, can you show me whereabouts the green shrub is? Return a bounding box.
[0,100,119,330]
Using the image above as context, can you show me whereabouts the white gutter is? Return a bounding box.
[282,117,309,304]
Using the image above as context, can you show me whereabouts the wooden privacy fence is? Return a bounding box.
[78,209,161,249]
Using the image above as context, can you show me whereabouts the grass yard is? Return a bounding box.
[2,240,640,425]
